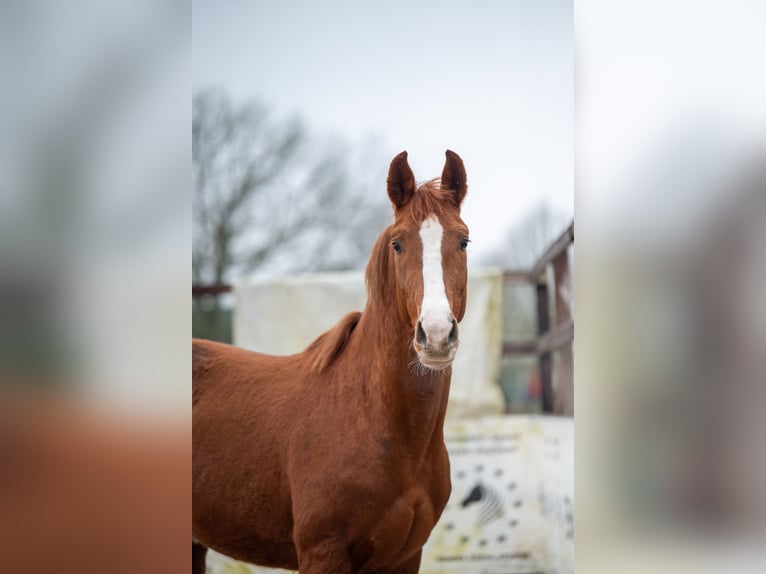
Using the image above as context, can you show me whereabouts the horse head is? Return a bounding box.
[383,150,469,372]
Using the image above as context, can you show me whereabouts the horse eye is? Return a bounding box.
[392,240,402,254]
[459,238,470,251]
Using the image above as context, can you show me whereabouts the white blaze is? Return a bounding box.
[419,215,453,345]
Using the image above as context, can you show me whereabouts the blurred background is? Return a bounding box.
[577,1,766,573]
[0,1,188,572]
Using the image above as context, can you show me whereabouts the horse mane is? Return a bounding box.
[365,226,392,304]
[306,311,362,373]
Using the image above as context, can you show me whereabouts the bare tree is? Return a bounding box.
[193,90,389,284]
[481,202,570,270]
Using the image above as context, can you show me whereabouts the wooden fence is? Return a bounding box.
[502,222,574,415]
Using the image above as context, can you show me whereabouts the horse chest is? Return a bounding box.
[364,487,441,568]
[357,455,450,568]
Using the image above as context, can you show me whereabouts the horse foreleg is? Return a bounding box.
[387,550,422,574]
[367,549,422,574]
[297,541,352,574]
[192,541,208,574]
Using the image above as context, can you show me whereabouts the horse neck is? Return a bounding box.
[350,292,451,456]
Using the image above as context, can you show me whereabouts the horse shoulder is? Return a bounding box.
[304,311,362,374]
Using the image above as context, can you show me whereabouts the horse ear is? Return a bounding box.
[387,151,416,212]
[441,150,467,207]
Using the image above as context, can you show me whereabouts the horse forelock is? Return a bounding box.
[407,178,459,223]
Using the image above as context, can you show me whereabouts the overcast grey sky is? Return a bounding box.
[193,0,572,262]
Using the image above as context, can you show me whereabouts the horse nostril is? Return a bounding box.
[448,319,458,344]
[416,320,427,347]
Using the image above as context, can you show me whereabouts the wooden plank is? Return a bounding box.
[537,319,574,354]
[552,249,574,416]
[501,320,573,357]
[502,340,538,355]
[503,270,534,283]
[192,284,232,297]
[529,221,574,279]
[536,283,554,413]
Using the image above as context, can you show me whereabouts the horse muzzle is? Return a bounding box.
[414,316,459,371]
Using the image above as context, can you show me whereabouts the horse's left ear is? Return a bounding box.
[441,150,467,207]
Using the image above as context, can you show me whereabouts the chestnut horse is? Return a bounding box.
[193,150,470,573]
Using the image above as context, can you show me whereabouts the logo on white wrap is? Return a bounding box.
[419,215,453,346]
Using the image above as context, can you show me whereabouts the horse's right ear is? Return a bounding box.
[387,151,416,212]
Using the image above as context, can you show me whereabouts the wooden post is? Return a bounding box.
[536,282,554,413]
[552,250,573,415]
